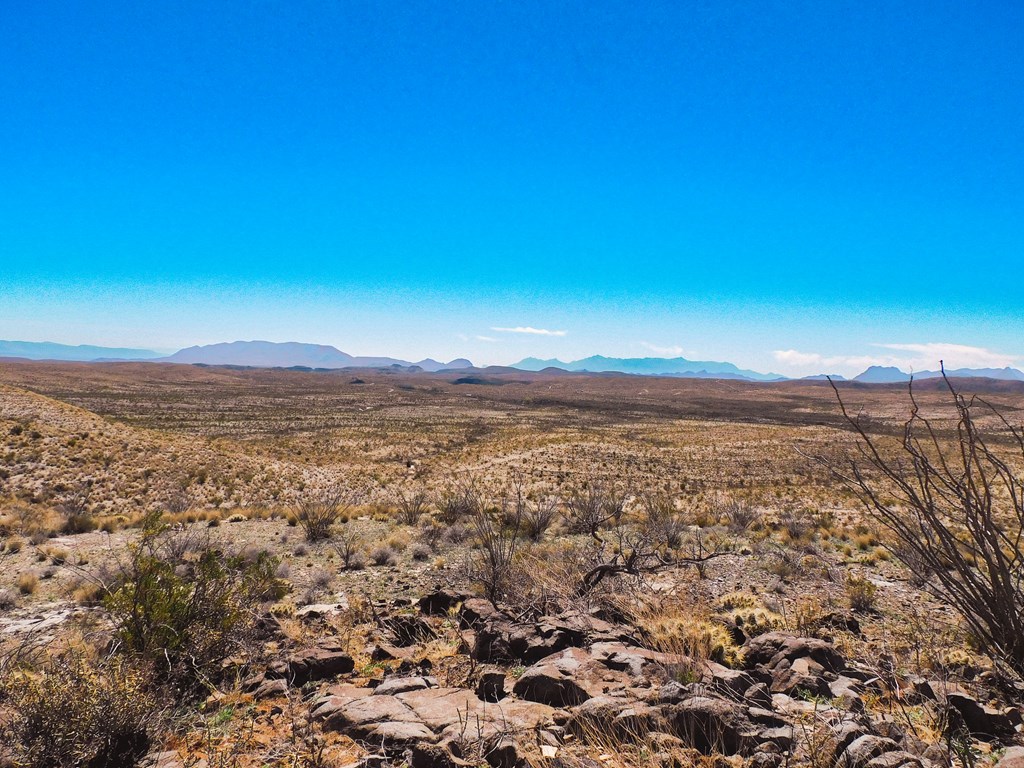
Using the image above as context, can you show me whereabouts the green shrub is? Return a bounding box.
[103,512,284,691]
[845,573,878,613]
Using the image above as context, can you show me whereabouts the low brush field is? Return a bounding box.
[1,360,1023,768]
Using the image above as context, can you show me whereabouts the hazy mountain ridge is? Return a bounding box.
[853,365,1024,383]
[0,340,161,361]
[511,355,785,381]
[160,340,473,372]
[2,340,1021,383]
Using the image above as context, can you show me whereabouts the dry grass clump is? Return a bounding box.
[369,545,398,566]
[41,545,69,565]
[4,505,64,540]
[71,579,106,606]
[5,534,25,553]
[0,588,17,610]
[1,651,158,768]
[385,530,410,552]
[16,571,38,595]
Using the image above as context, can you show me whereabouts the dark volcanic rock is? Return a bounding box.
[265,642,355,686]
[744,633,846,673]
[475,666,506,702]
[665,695,756,755]
[513,649,595,707]
[946,692,1014,739]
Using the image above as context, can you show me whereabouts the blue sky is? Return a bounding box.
[1,1,1022,376]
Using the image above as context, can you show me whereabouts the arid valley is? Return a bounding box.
[2,361,1024,767]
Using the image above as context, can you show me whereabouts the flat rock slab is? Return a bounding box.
[373,676,436,696]
[997,747,1024,768]
[512,647,635,707]
[314,684,555,751]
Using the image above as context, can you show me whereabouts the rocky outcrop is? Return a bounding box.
[264,641,355,686]
[242,595,1012,767]
[313,682,556,761]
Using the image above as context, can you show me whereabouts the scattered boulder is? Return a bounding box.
[946,692,1015,739]
[744,633,846,673]
[704,661,756,697]
[296,600,349,620]
[253,677,289,700]
[230,596,1018,767]
[512,648,595,707]
[665,696,756,755]
[382,614,436,647]
[589,641,682,678]
[315,684,554,760]
[475,666,506,702]
[839,735,901,768]
[373,676,435,696]
[419,589,466,616]
[771,655,833,698]
[267,641,355,686]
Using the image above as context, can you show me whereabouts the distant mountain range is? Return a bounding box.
[852,365,1024,383]
[160,341,472,372]
[0,339,471,371]
[0,340,161,361]
[512,355,784,381]
[2,339,1023,383]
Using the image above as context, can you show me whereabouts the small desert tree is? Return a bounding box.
[562,479,627,540]
[826,371,1024,678]
[466,486,522,606]
[293,488,352,541]
[392,485,429,526]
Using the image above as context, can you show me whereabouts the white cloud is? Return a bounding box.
[491,326,568,337]
[772,349,825,367]
[640,341,686,357]
[771,350,894,376]
[475,335,498,342]
[872,343,1017,370]
[771,342,1020,378]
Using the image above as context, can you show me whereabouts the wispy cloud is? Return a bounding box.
[491,326,568,337]
[640,341,686,357]
[475,335,498,342]
[772,342,1021,377]
[872,343,1017,369]
[772,349,890,374]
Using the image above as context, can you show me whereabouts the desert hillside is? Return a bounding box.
[2,361,1023,768]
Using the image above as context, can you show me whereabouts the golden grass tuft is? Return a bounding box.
[16,571,38,595]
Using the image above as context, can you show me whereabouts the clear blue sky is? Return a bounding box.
[1,1,1022,376]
